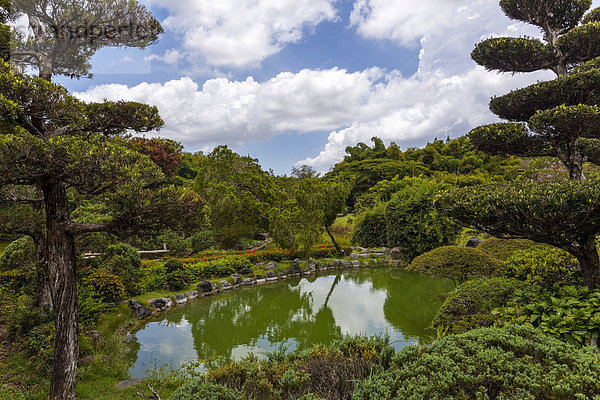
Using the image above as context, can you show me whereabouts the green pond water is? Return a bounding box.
[128,268,453,378]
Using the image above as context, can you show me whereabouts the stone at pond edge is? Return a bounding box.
[174,293,187,304]
[149,298,172,311]
[240,267,253,275]
[197,280,213,293]
[241,277,255,285]
[390,246,405,260]
[266,270,277,279]
[352,260,361,268]
[341,260,352,268]
[350,253,358,259]
[129,299,152,319]
[231,274,242,285]
[465,236,483,248]
[187,290,198,299]
[221,280,233,290]
[265,261,278,270]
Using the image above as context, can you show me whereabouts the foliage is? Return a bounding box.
[101,243,141,295]
[408,246,503,284]
[157,231,189,257]
[172,382,244,400]
[0,236,35,272]
[351,204,387,248]
[191,230,216,252]
[164,258,185,273]
[504,245,581,287]
[495,285,600,346]
[436,180,600,287]
[84,268,126,304]
[353,324,600,400]
[129,137,183,177]
[432,277,529,334]
[476,237,538,260]
[77,284,112,326]
[165,270,188,291]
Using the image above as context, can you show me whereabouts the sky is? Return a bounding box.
[59,0,599,174]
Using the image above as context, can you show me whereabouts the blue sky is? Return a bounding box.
[65,0,595,174]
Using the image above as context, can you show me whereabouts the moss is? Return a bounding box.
[407,246,503,284]
[432,277,529,334]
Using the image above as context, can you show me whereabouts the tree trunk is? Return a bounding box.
[33,233,53,317]
[325,225,342,256]
[556,143,585,180]
[575,236,600,289]
[43,181,78,400]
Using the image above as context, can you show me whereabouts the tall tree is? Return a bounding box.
[439,0,600,288]
[0,61,204,399]
[8,0,162,80]
[470,0,600,180]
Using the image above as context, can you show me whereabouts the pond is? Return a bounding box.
[128,268,453,378]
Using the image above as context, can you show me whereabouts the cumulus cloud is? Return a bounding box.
[146,0,337,67]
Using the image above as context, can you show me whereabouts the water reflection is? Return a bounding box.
[129,269,452,378]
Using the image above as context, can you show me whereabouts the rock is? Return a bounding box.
[381,247,389,254]
[359,253,370,258]
[302,269,311,275]
[254,232,269,241]
[280,274,288,279]
[234,243,244,251]
[221,280,233,290]
[240,267,254,275]
[174,293,187,304]
[129,299,152,319]
[241,277,255,286]
[350,253,358,259]
[352,260,361,268]
[212,282,220,293]
[255,275,266,284]
[187,290,198,299]
[197,280,213,294]
[369,252,384,257]
[390,246,405,260]
[149,298,172,311]
[231,274,242,286]
[117,378,143,390]
[330,259,340,266]
[266,270,277,279]
[265,261,279,270]
[465,236,483,248]
[307,258,318,271]
[291,258,301,268]
[285,267,295,276]
[341,260,352,268]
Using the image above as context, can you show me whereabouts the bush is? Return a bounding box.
[164,258,184,273]
[352,204,387,248]
[77,284,112,325]
[191,231,216,252]
[84,268,126,304]
[384,178,460,261]
[6,293,44,336]
[476,237,539,261]
[432,277,529,334]
[504,245,580,287]
[158,231,189,256]
[165,270,188,291]
[352,324,600,399]
[0,236,35,272]
[101,243,141,294]
[172,382,244,400]
[407,246,503,285]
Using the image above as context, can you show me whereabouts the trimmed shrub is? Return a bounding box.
[504,245,580,287]
[476,237,539,261]
[352,204,387,248]
[171,382,244,400]
[353,324,600,399]
[407,246,503,285]
[432,277,529,334]
[0,236,35,272]
[101,243,141,295]
[191,230,216,252]
[165,270,188,291]
[164,258,184,273]
[158,231,188,256]
[84,268,126,304]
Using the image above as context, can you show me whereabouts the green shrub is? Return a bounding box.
[158,231,189,256]
[384,178,460,261]
[495,284,600,346]
[0,385,26,400]
[101,243,141,294]
[185,256,252,280]
[0,236,35,272]
[77,284,112,325]
[7,293,43,336]
[166,270,188,291]
[84,268,126,304]
[172,382,244,400]
[164,258,185,273]
[504,245,580,287]
[191,231,216,252]
[432,277,529,334]
[352,324,600,399]
[476,237,539,261]
[138,262,167,293]
[352,204,387,248]
[407,246,503,285]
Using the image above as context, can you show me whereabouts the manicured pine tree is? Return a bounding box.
[438,0,600,288]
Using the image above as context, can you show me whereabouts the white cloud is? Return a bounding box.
[145,49,184,65]
[146,0,337,67]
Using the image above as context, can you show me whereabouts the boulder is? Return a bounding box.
[149,298,171,311]
[129,299,152,319]
[234,243,244,251]
[390,246,405,260]
[187,290,198,299]
[285,267,295,276]
[291,258,301,268]
[330,259,340,266]
[240,267,254,275]
[302,269,311,275]
[350,253,358,259]
[341,260,352,268]
[359,253,370,258]
[221,280,233,290]
[255,275,266,284]
[352,260,361,268]
[465,236,483,248]
[231,274,242,286]
[266,270,277,279]
[197,280,213,294]
[254,232,269,241]
[241,277,255,286]
[265,261,279,270]
[307,258,318,271]
[174,293,187,304]
[212,282,220,293]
